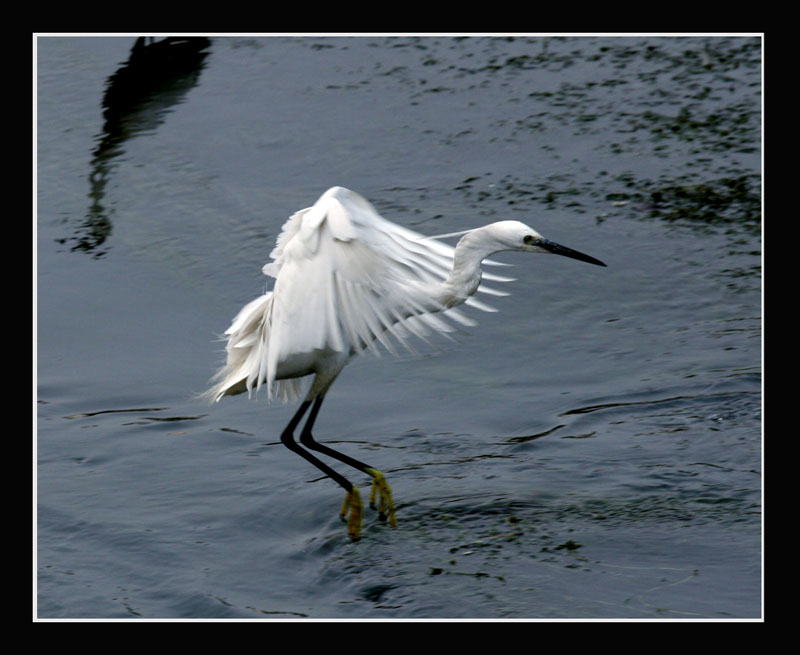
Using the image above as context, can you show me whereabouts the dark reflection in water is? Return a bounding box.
[71,37,211,257]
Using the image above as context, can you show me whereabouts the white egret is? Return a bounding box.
[207,186,605,539]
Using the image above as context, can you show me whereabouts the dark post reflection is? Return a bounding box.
[69,36,211,256]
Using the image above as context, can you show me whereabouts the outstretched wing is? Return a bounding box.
[210,187,514,402]
[266,187,512,364]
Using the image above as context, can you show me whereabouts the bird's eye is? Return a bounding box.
[524,235,536,245]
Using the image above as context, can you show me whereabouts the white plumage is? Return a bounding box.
[207,186,513,404]
[206,186,605,540]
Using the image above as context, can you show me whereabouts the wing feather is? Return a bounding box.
[210,187,514,402]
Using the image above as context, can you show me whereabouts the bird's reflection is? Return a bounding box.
[70,36,211,257]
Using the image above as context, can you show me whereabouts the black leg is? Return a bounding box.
[299,396,374,475]
[280,399,353,493]
[299,396,396,527]
[279,398,363,539]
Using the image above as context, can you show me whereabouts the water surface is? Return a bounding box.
[36,35,761,619]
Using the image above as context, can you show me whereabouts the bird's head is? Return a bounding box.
[466,220,606,267]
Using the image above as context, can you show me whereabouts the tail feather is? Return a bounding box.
[203,292,306,404]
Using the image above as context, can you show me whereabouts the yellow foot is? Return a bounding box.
[340,486,363,541]
[365,467,397,527]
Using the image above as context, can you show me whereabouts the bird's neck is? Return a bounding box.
[431,229,494,309]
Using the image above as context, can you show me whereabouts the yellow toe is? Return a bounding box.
[340,486,363,540]
[365,467,397,527]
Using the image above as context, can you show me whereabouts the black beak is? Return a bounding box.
[539,238,606,267]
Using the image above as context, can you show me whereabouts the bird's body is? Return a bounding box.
[208,186,605,539]
[208,186,514,404]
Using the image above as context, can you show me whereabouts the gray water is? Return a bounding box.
[36,35,762,620]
